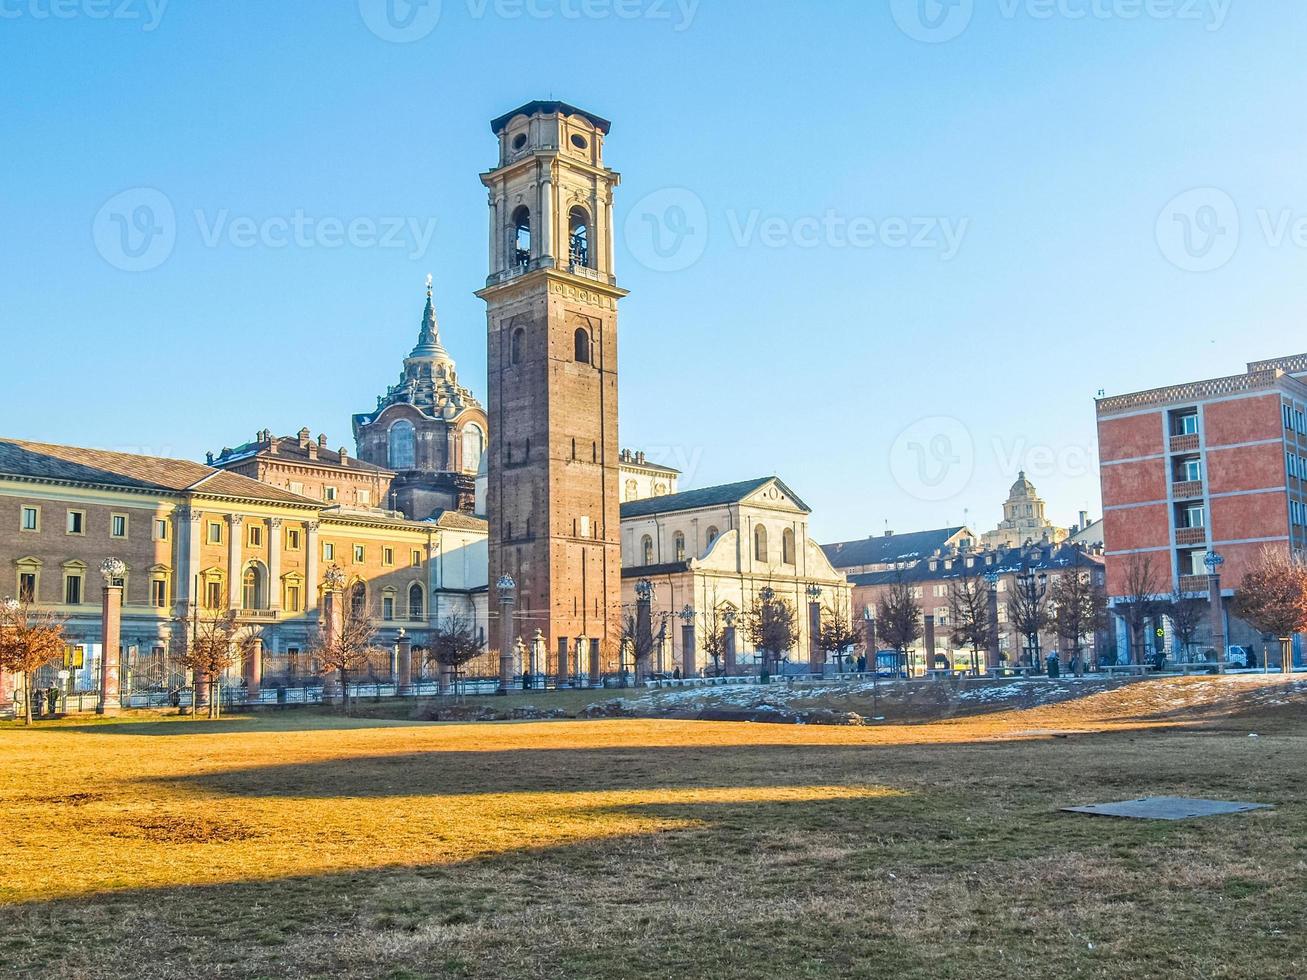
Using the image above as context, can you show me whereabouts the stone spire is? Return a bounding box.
[410,274,448,359]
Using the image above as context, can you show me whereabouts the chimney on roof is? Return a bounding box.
[318,433,328,449]
[307,441,318,461]
[338,447,349,466]
[636,451,646,464]
[1079,510,1089,530]
[267,437,278,455]
[884,530,894,537]
[206,452,214,465]
[298,427,311,449]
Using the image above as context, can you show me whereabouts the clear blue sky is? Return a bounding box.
[4,0,1306,543]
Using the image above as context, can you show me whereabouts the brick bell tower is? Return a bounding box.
[476,100,626,680]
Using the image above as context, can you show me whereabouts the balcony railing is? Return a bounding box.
[1178,574,1210,595]
[1172,480,1204,500]
[1175,526,1207,546]
[1169,433,1200,453]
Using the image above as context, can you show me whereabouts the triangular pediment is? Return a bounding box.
[741,478,810,514]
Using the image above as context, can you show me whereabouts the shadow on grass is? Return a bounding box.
[51,712,431,737]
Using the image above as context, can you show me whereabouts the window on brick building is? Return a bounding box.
[574,327,591,365]
[21,506,38,532]
[66,510,85,535]
[388,421,416,470]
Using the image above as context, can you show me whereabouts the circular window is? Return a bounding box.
[512,133,527,150]
[570,134,588,150]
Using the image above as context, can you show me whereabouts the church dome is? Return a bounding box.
[1008,470,1038,499]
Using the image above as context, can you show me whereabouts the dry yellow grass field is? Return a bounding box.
[2,676,1305,979]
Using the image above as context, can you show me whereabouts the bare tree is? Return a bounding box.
[1117,554,1164,666]
[428,612,487,692]
[0,599,67,725]
[819,604,862,673]
[1165,590,1208,662]
[876,580,923,672]
[1049,570,1108,676]
[948,570,995,675]
[1007,574,1050,670]
[1231,547,1307,673]
[745,588,798,679]
[173,610,251,719]
[699,594,731,677]
[314,597,382,716]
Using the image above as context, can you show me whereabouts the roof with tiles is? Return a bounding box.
[619,477,808,520]
[848,542,1103,588]
[0,439,320,506]
[822,527,971,570]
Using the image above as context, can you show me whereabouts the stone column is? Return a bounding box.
[305,522,320,618]
[180,506,203,617]
[321,577,343,702]
[244,636,263,695]
[0,668,14,717]
[1207,572,1226,674]
[396,632,413,695]
[539,171,554,261]
[808,600,824,675]
[605,197,616,274]
[924,614,937,674]
[267,518,283,612]
[588,638,601,687]
[574,637,587,685]
[438,663,453,694]
[557,637,570,687]
[97,567,124,716]
[498,638,516,696]
[681,623,696,677]
[226,515,244,610]
[724,620,737,675]
[488,192,499,274]
[530,629,545,684]
[635,585,653,681]
[497,576,515,694]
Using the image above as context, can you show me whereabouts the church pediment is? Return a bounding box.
[740,478,810,514]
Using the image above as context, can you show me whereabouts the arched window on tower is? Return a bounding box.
[574,327,591,365]
[568,206,590,268]
[782,528,796,565]
[512,206,531,267]
[461,423,485,474]
[754,525,769,563]
[641,534,654,566]
[388,420,416,470]
[706,525,719,548]
[674,531,686,562]
[510,327,524,365]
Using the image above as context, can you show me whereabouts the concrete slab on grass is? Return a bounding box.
[1063,796,1271,820]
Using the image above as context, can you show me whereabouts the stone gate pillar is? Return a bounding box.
[97,559,125,716]
[396,632,413,696]
[243,636,263,696]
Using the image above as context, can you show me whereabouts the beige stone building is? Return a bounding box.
[620,476,851,674]
[0,439,486,710]
[979,472,1069,551]
[619,449,679,501]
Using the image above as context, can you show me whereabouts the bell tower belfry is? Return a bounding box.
[476,100,626,680]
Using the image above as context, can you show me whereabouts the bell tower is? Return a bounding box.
[477,100,626,680]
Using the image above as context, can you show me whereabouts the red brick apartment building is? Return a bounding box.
[1096,354,1307,654]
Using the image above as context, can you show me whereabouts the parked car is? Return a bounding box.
[1225,646,1253,669]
